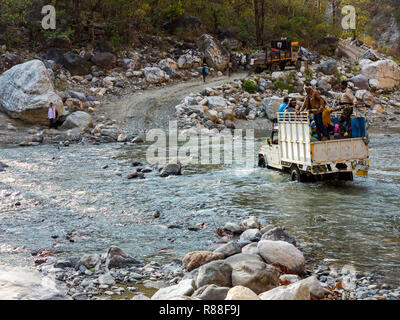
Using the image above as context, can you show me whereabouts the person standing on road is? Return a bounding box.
[202,63,208,83]
[48,102,56,129]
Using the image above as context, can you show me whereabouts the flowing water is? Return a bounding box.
[0,132,399,286]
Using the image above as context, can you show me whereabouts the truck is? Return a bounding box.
[258,110,370,182]
[250,39,301,73]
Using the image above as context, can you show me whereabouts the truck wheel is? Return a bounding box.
[258,154,266,168]
[295,60,302,70]
[340,172,354,181]
[279,62,286,71]
[271,63,280,72]
[290,166,304,182]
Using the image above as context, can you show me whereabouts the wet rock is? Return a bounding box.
[151,279,196,300]
[197,34,229,71]
[257,240,305,275]
[225,254,279,294]
[213,242,241,258]
[261,227,297,246]
[53,259,73,269]
[182,251,224,272]
[191,284,229,300]
[239,229,262,242]
[241,217,260,229]
[259,280,310,300]
[0,60,63,125]
[60,111,93,130]
[225,286,260,300]
[75,254,101,271]
[0,161,9,172]
[196,260,232,288]
[127,170,139,179]
[101,246,141,269]
[160,161,182,177]
[61,52,92,76]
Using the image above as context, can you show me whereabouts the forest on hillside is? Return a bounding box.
[0,0,399,52]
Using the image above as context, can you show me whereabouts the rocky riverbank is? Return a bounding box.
[22,216,399,300]
[1,35,399,147]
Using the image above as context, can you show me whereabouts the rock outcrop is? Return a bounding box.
[197,34,230,71]
[0,60,63,125]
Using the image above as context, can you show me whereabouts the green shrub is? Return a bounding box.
[242,80,258,93]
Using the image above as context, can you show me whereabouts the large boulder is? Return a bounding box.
[143,67,167,84]
[61,52,92,76]
[0,60,63,125]
[262,96,283,121]
[60,111,93,130]
[101,246,141,269]
[197,34,230,71]
[257,240,305,275]
[360,59,400,89]
[196,260,232,288]
[183,251,224,271]
[225,254,279,294]
[91,52,117,69]
[151,279,196,300]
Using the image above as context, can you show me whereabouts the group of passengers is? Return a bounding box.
[278,81,358,141]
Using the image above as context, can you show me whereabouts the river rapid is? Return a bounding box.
[0,132,399,287]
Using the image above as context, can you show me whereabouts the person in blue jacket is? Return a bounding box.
[278,97,290,112]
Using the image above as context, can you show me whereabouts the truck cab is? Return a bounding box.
[258,110,370,182]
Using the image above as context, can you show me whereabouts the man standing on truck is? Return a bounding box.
[299,86,329,141]
[338,80,358,138]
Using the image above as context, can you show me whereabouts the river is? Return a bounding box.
[0,132,399,287]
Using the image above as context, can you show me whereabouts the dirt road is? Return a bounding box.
[101,73,250,134]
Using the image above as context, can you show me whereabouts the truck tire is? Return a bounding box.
[271,63,280,72]
[279,61,286,71]
[339,172,354,181]
[290,166,304,182]
[295,60,301,70]
[258,154,266,168]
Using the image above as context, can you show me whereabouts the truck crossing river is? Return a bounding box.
[258,109,370,182]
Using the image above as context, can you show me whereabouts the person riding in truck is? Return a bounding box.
[338,80,358,138]
[298,86,329,141]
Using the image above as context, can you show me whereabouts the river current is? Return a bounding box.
[0,132,399,286]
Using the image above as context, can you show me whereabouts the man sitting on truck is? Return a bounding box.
[278,97,289,112]
[299,86,329,141]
